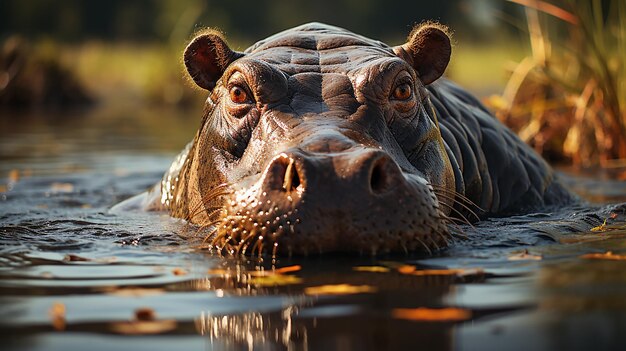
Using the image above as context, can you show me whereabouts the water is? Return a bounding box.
[2,104,626,351]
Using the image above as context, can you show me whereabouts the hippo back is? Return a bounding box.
[429,79,574,216]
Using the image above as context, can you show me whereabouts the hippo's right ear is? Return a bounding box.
[184,31,244,91]
[394,23,452,85]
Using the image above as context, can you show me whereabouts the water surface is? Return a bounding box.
[2,104,626,351]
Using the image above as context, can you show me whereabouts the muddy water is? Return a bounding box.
[1,105,626,351]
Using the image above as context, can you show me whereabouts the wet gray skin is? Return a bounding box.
[117,22,575,256]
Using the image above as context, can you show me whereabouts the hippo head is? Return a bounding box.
[173,23,456,255]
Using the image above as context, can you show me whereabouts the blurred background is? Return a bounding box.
[0,0,624,169]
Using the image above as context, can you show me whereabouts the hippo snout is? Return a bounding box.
[262,149,400,197]
[214,148,450,256]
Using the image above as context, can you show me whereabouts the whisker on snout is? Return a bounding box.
[429,183,483,223]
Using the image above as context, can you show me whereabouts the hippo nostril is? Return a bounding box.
[282,158,302,193]
[369,157,390,194]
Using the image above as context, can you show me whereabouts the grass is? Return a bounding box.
[485,0,626,167]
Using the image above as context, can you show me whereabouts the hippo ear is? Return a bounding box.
[184,31,244,91]
[393,23,451,85]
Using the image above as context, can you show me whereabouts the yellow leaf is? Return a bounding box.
[590,219,608,232]
[400,268,483,277]
[273,265,302,274]
[353,266,390,273]
[49,302,66,331]
[580,251,626,261]
[304,284,377,295]
[392,307,471,322]
[249,274,302,286]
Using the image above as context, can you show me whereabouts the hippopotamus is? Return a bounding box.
[116,22,574,255]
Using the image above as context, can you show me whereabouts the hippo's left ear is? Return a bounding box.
[184,31,244,91]
[393,23,451,85]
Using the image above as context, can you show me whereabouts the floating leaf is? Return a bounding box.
[109,320,177,335]
[63,254,90,262]
[304,284,377,295]
[392,307,471,322]
[249,274,302,286]
[580,251,626,261]
[353,266,390,273]
[135,307,156,321]
[8,169,19,182]
[49,302,66,331]
[172,268,188,276]
[508,249,542,261]
[397,265,417,274]
[591,219,608,232]
[50,182,74,193]
[399,267,484,277]
[274,265,301,274]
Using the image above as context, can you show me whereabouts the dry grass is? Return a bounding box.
[485,0,626,167]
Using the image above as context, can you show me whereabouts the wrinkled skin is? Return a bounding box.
[123,23,574,256]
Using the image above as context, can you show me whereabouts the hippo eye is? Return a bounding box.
[229,85,249,104]
[392,83,413,100]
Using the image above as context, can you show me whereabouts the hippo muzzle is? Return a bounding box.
[217,129,449,255]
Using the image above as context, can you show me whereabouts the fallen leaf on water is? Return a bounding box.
[274,265,302,274]
[135,307,156,321]
[63,254,90,262]
[8,169,19,182]
[49,302,66,331]
[508,249,542,261]
[109,320,177,335]
[172,268,188,276]
[0,184,7,193]
[400,268,484,277]
[353,266,390,273]
[249,274,302,286]
[580,251,626,261]
[392,307,471,322]
[591,219,608,232]
[304,284,377,295]
[50,182,74,193]
[397,265,416,274]
[248,265,303,277]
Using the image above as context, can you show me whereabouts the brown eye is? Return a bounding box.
[229,86,249,104]
[392,83,412,100]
